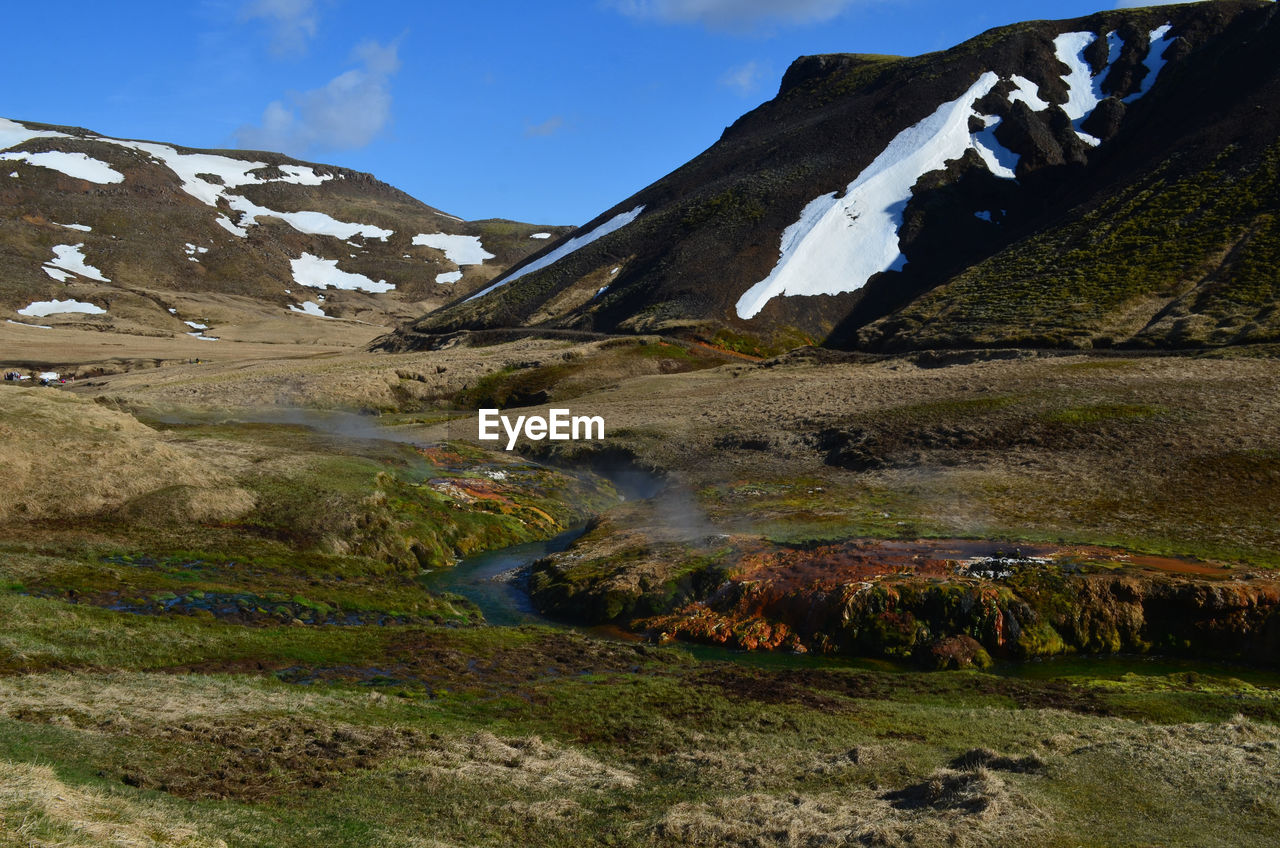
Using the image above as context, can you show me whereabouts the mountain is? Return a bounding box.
[0,118,568,340]
[378,0,1280,355]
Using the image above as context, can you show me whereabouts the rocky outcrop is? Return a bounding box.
[532,530,1280,667]
[642,568,1280,667]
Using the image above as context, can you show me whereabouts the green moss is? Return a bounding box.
[1044,403,1167,426]
[870,141,1280,349]
[710,326,815,358]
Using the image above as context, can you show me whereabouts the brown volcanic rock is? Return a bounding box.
[0,119,569,336]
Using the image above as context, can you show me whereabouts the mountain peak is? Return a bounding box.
[379,0,1280,356]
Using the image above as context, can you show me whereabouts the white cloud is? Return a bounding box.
[524,116,565,138]
[242,0,319,56]
[719,60,766,95]
[236,39,400,155]
[608,0,862,30]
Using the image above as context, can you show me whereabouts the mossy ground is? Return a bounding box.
[1,588,1278,847]
[4,344,1279,845]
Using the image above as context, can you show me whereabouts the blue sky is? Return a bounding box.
[2,1,1193,224]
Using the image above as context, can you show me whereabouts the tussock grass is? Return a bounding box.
[0,760,226,848]
[0,388,252,523]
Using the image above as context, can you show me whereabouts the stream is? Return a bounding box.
[181,408,1280,686]
[418,526,588,628]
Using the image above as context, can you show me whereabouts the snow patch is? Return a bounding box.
[44,244,109,282]
[274,164,331,185]
[290,253,394,293]
[1054,30,1122,146]
[18,298,105,317]
[0,150,123,183]
[215,214,248,238]
[183,320,208,330]
[435,271,463,284]
[6,319,52,329]
[289,301,329,317]
[969,113,1018,180]
[975,210,993,222]
[186,332,219,341]
[226,196,393,241]
[0,117,68,150]
[530,232,552,239]
[1124,24,1175,103]
[467,205,645,302]
[737,74,1005,319]
[1008,75,1048,111]
[595,286,609,298]
[57,223,92,232]
[412,233,494,266]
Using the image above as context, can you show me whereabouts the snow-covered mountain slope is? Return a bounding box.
[382,0,1280,355]
[0,119,569,339]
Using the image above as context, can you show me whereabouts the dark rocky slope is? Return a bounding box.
[380,1,1280,355]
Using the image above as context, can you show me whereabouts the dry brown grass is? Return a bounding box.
[0,672,348,733]
[0,761,226,848]
[0,388,254,522]
[403,731,638,792]
[652,767,1046,848]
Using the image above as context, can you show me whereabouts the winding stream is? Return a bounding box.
[418,526,588,627]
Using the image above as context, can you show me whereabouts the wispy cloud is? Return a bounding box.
[719,60,766,95]
[524,116,565,138]
[241,0,319,56]
[236,38,401,155]
[607,0,863,31]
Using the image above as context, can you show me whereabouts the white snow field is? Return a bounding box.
[18,299,106,317]
[411,233,494,266]
[0,117,69,149]
[736,24,1173,320]
[1054,30,1122,146]
[466,205,645,302]
[227,196,393,241]
[0,150,123,183]
[43,244,110,283]
[529,232,552,239]
[183,321,208,330]
[0,118,390,244]
[435,271,464,284]
[290,253,395,293]
[737,73,1004,319]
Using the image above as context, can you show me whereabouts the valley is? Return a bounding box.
[3,329,1278,846]
[2,1,1280,845]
